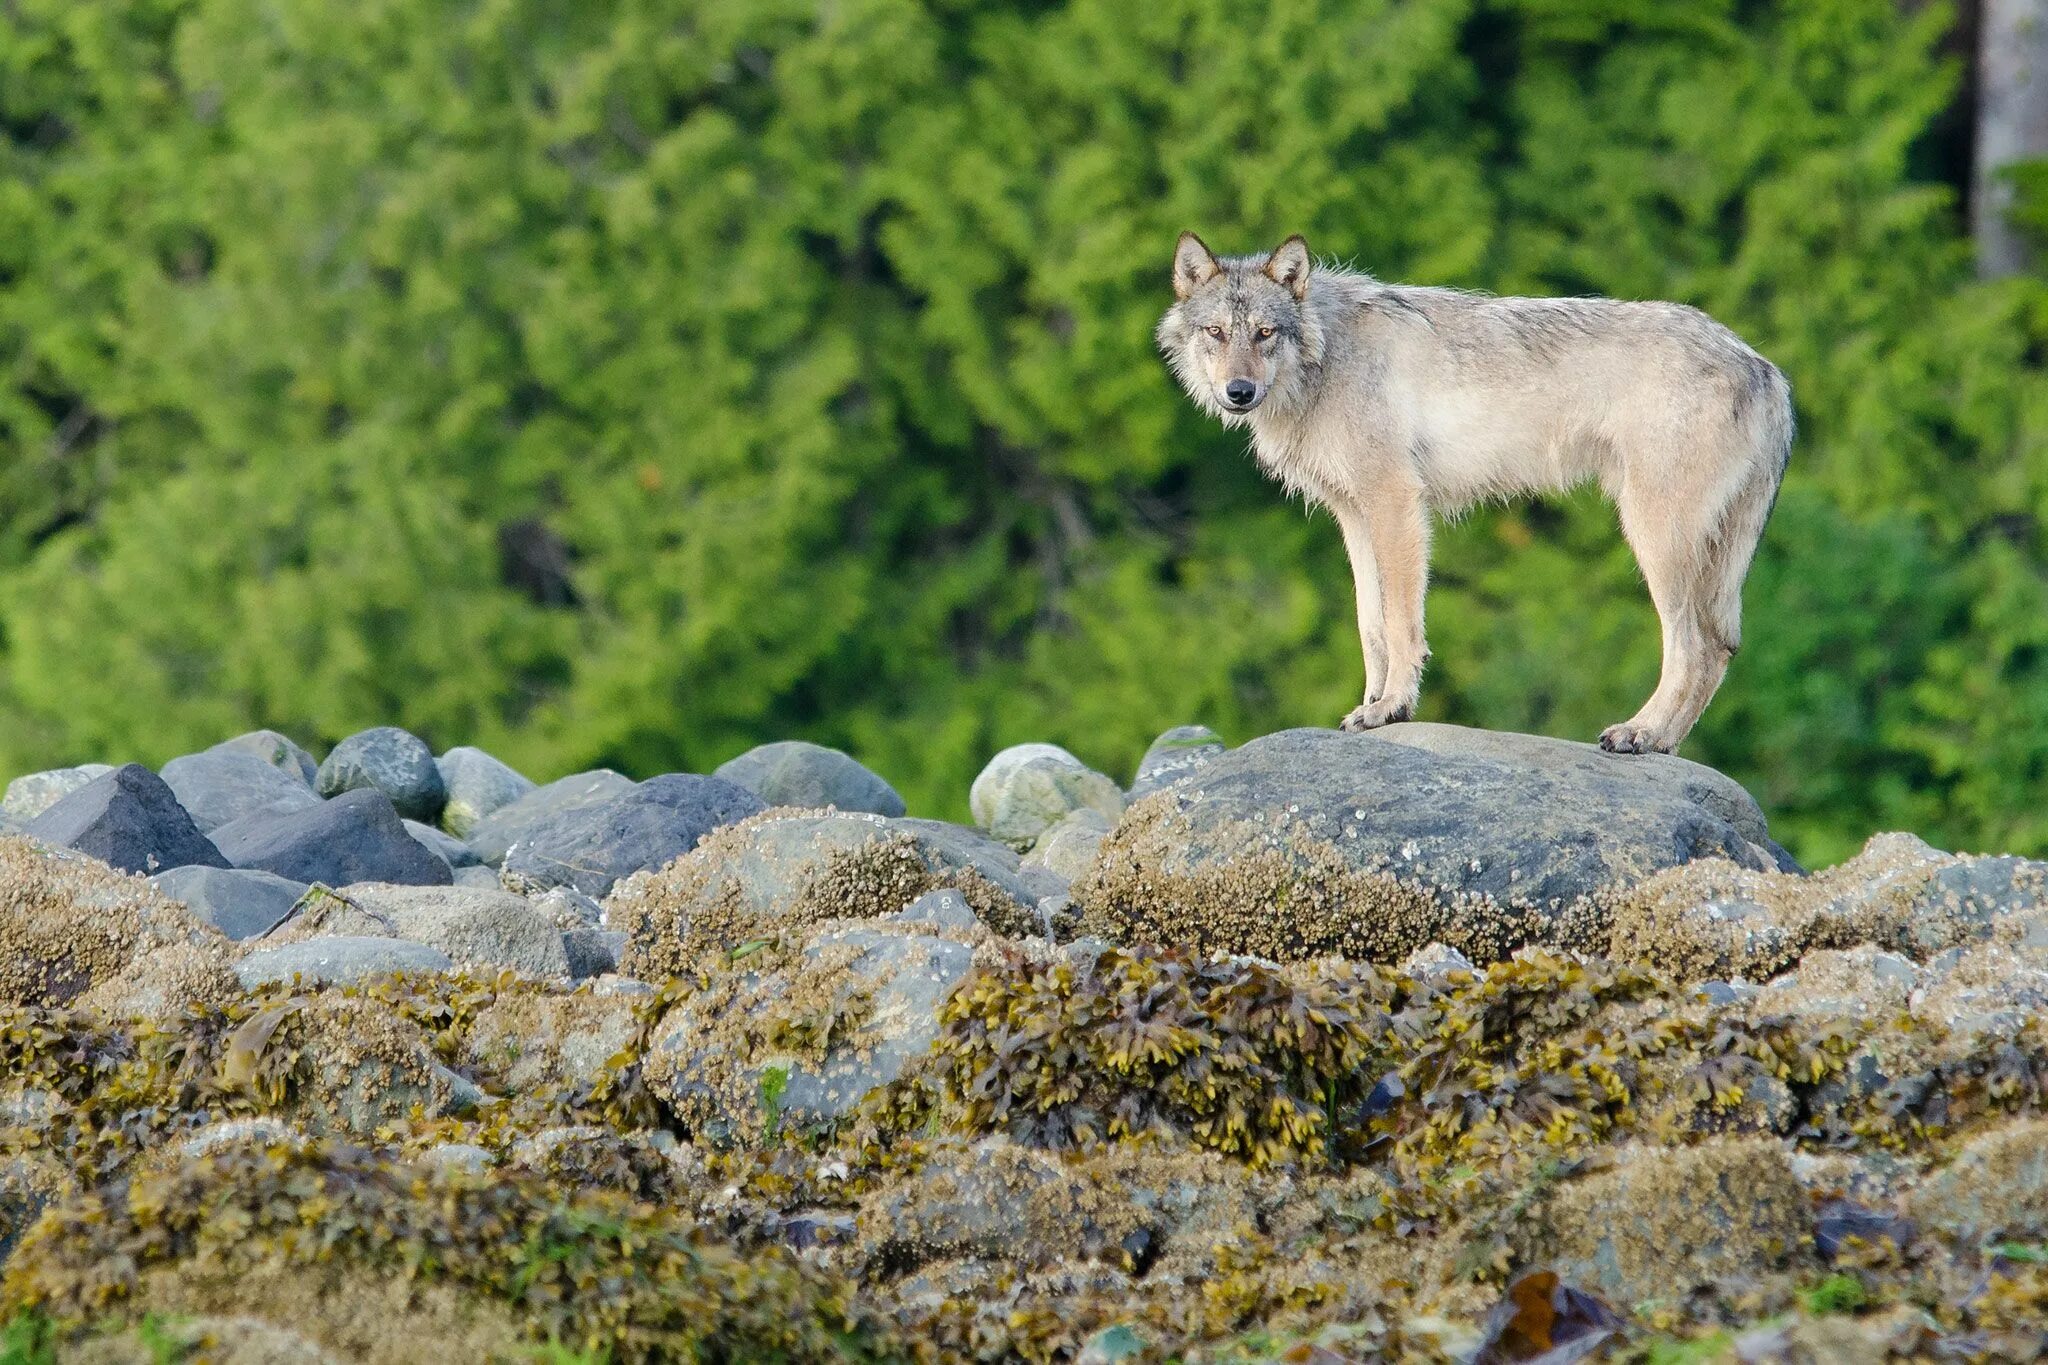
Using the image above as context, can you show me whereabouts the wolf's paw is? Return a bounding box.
[1598,721,1676,755]
[1340,698,1413,733]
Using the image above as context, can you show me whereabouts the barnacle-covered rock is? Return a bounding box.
[62,1314,344,1364]
[1075,725,1784,965]
[461,987,640,1098]
[0,836,229,1006]
[1907,1117,2048,1247]
[216,993,480,1136]
[610,808,1041,977]
[339,883,570,977]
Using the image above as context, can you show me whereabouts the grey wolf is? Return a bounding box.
[1155,233,1792,754]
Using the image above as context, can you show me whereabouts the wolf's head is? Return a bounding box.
[1155,233,1314,424]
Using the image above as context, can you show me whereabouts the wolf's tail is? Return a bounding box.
[1700,360,1792,655]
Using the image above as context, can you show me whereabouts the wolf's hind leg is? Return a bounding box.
[1602,482,1726,754]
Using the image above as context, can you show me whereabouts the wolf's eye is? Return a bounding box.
[1257,326,1275,340]
[1205,325,1225,340]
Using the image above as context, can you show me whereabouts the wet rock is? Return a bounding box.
[464,768,634,867]
[611,809,1038,979]
[1526,1138,1810,1307]
[149,865,308,941]
[341,884,571,977]
[403,818,481,870]
[212,789,451,888]
[316,726,446,822]
[432,745,535,838]
[159,751,321,834]
[463,991,641,1096]
[972,745,1124,850]
[500,773,766,898]
[714,740,906,818]
[646,919,976,1142]
[1078,725,1781,966]
[1908,1118,2048,1247]
[205,728,320,786]
[0,763,115,822]
[1023,808,1112,885]
[563,928,625,978]
[25,763,229,875]
[234,935,454,990]
[1129,724,1227,797]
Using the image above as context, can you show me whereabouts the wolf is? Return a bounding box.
[1156,232,1792,754]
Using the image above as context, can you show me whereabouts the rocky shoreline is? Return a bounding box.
[0,722,2045,1361]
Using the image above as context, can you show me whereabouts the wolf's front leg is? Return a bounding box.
[1337,482,1430,733]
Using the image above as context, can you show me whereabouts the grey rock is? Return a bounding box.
[404,818,482,869]
[341,883,570,976]
[501,773,766,898]
[1908,1118,2048,1246]
[1023,807,1112,885]
[149,864,308,941]
[891,888,982,935]
[1082,724,1785,965]
[235,935,454,989]
[713,740,906,817]
[212,789,452,888]
[1,764,116,822]
[564,928,625,978]
[206,730,319,786]
[316,726,445,822]
[464,992,641,1093]
[434,746,536,838]
[25,764,228,875]
[415,1143,496,1176]
[466,769,635,866]
[160,751,320,833]
[1900,855,2048,956]
[1399,941,1477,986]
[532,886,603,929]
[452,864,503,889]
[971,745,1124,850]
[178,1117,299,1159]
[1130,724,1227,797]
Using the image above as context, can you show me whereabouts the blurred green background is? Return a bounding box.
[4,0,2046,865]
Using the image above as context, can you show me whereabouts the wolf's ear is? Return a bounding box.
[1172,232,1222,300]
[1264,235,1312,300]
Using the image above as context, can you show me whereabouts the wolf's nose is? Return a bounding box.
[1225,380,1256,405]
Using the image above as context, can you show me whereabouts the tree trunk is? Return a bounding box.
[1975,0,2048,277]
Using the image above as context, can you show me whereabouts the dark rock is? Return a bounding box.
[149,864,308,941]
[316,726,446,822]
[563,928,625,979]
[204,730,319,786]
[234,935,454,989]
[1130,724,1227,797]
[25,764,228,875]
[211,789,452,888]
[403,818,481,869]
[1076,724,1784,965]
[160,751,320,834]
[434,746,536,838]
[500,773,766,899]
[465,769,634,866]
[1,764,115,822]
[713,740,906,817]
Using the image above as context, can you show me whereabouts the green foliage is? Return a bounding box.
[2,0,2044,862]
[1800,1273,1869,1315]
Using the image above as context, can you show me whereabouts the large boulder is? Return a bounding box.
[0,763,115,822]
[340,884,570,977]
[211,789,452,888]
[610,809,1040,980]
[25,763,229,875]
[234,935,455,990]
[402,819,481,871]
[315,726,445,822]
[714,740,906,817]
[160,751,321,833]
[464,769,634,866]
[1075,725,1785,965]
[499,773,766,899]
[462,991,642,1097]
[150,865,309,941]
[970,744,1124,850]
[1129,725,1227,797]
[205,728,320,786]
[433,746,536,838]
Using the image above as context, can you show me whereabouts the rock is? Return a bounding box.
[1908,1117,2048,1247]
[1754,945,1918,1021]
[1023,808,1112,885]
[149,865,309,941]
[971,745,1125,850]
[276,996,481,1135]
[647,919,977,1142]
[499,773,766,899]
[433,746,536,838]
[403,818,481,869]
[611,809,1038,979]
[205,728,321,786]
[261,885,398,943]
[531,886,603,929]
[1911,940,2048,1036]
[452,864,502,889]
[563,928,625,978]
[1130,724,1227,797]
[713,740,907,817]
[212,789,452,888]
[465,768,635,866]
[0,763,115,822]
[234,935,454,990]
[1899,855,2048,955]
[160,750,321,833]
[1525,1138,1810,1306]
[463,991,641,1096]
[178,1117,302,1159]
[415,1143,497,1177]
[892,888,982,935]
[315,726,446,822]
[1399,941,1477,987]
[0,837,226,1006]
[340,884,570,977]
[25,763,229,875]
[1075,725,1784,966]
